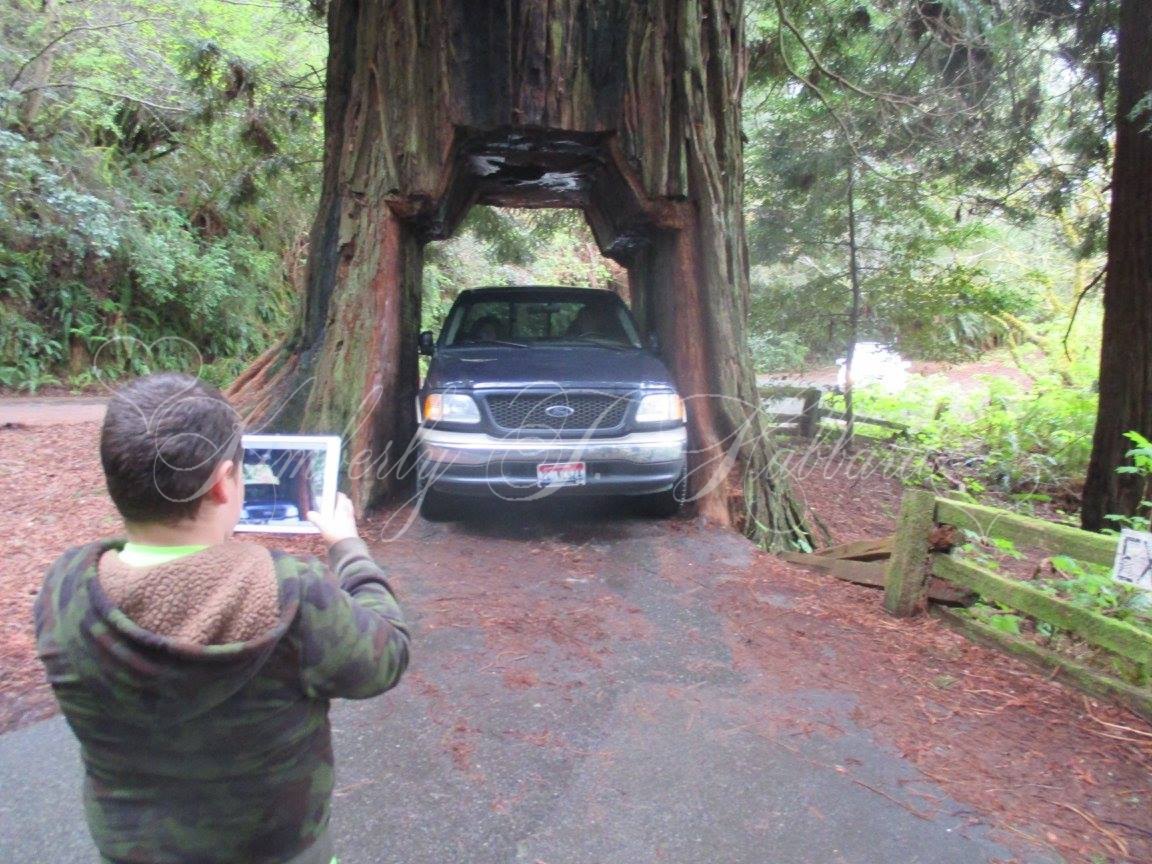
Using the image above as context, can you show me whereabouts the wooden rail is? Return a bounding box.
[933,498,1116,567]
[932,555,1152,667]
[883,491,1152,719]
[757,385,908,438]
[931,607,1152,720]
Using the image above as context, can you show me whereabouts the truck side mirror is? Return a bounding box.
[418,331,436,356]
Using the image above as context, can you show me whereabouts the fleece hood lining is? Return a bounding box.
[79,540,301,662]
[97,541,281,647]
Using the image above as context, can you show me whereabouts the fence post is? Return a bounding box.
[884,489,938,617]
[799,388,822,438]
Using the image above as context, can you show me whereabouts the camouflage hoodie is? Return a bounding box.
[34,537,409,864]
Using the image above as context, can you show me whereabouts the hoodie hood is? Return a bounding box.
[425,344,677,391]
[48,540,300,725]
[99,541,281,645]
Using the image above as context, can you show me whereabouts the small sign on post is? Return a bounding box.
[1112,529,1152,592]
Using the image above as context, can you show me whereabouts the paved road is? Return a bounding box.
[0,506,1054,864]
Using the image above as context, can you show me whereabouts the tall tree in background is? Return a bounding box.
[1081,0,1152,530]
[744,1,1041,365]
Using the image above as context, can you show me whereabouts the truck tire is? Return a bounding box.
[417,474,456,521]
[636,471,686,519]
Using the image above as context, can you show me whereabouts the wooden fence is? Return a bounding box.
[758,384,908,438]
[884,490,1152,720]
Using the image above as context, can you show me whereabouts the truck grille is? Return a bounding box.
[485,392,630,432]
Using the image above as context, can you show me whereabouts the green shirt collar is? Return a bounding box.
[118,543,209,568]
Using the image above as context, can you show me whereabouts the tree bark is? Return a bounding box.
[1082,0,1152,531]
[231,0,809,548]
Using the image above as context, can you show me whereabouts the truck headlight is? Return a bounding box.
[635,392,686,424]
[423,393,481,424]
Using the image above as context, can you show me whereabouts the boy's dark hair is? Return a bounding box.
[100,373,244,524]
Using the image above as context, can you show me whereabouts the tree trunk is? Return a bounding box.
[16,0,60,130]
[1082,0,1152,531]
[230,0,810,549]
[840,163,862,454]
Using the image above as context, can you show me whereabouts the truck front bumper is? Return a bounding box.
[416,426,687,498]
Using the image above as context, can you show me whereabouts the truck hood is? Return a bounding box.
[425,345,677,391]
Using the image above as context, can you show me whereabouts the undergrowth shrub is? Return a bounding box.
[0,5,324,392]
[831,358,1097,500]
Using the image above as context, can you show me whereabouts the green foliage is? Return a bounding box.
[0,0,323,390]
[0,124,120,255]
[742,0,1067,364]
[957,524,1152,653]
[969,603,1024,636]
[0,306,62,393]
[1036,555,1152,636]
[742,0,1112,396]
[958,537,1151,686]
[747,330,808,373]
[831,338,1099,498]
[1117,431,1152,476]
[1105,432,1152,532]
[421,208,618,334]
[955,529,1023,574]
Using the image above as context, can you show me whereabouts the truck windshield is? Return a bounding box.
[443,296,642,348]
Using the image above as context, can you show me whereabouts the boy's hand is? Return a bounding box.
[308,492,360,546]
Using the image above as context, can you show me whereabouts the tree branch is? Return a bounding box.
[208,0,285,7]
[1063,264,1107,360]
[773,15,921,186]
[772,0,998,124]
[16,83,190,114]
[773,0,914,106]
[9,17,161,89]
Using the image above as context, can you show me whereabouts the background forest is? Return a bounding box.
[0,0,1130,509]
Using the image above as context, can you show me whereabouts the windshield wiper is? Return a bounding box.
[567,337,637,351]
[465,338,531,348]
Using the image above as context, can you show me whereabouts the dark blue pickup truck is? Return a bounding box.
[414,286,687,519]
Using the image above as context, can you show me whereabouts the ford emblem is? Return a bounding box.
[544,404,575,419]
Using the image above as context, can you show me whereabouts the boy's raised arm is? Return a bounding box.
[298,495,411,699]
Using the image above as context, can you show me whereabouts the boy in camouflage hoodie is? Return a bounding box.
[34,373,410,864]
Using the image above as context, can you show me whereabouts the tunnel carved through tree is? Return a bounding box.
[226,0,809,548]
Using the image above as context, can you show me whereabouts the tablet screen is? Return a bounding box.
[235,434,341,534]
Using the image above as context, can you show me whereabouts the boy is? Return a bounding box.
[34,372,409,864]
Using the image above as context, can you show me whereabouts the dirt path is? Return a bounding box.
[0,416,1149,862]
[0,396,107,427]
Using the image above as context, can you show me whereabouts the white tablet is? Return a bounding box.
[235,434,342,534]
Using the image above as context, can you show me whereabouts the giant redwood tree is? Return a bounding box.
[229,0,808,548]
[1081,0,1152,531]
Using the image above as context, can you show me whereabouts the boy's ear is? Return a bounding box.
[206,459,237,505]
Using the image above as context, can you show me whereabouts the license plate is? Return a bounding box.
[537,461,586,487]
